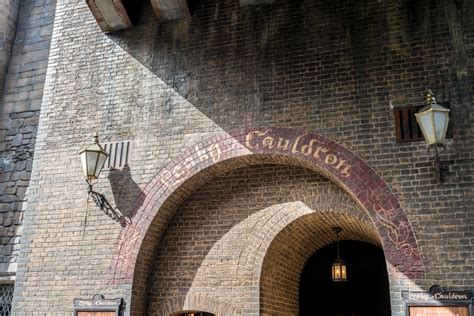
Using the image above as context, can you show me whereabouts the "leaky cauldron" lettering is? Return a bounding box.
[245,130,352,177]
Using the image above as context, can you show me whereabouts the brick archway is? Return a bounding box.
[112,127,423,289]
[156,294,238,316]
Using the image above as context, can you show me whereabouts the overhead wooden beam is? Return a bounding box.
[149,0,190,21]
[86,0,132,33]
[240,0,274,6]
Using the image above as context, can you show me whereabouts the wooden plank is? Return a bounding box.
[409,306,469,316]
[86,0,132,33]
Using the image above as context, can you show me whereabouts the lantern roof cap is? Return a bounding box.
[417,90,450,115]
[78,133,108,155]
[417,102,450,115]
[333,257,346,265]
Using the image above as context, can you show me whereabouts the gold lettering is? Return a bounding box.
[276,138,290,150]
[325,154,338,165]
[341,165,351,177]
[183,156,196,169]
[262,136,275,149]
[210,143,222,163]
[291,132,308,154]
[301,139,316,156]
[314,146,329,158]
[336,159,347,170]
[335,158,352,177]
[161,170,172,183]
[172,165,188,181]
[195,145,209,162]
[245,130,269,149]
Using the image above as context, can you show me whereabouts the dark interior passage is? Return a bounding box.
[299,240,391,316]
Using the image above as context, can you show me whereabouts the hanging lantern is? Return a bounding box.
[79,133,109,182]
[332,227,347,282]
[415,90,450,149]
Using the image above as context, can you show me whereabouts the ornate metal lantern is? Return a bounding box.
[332,227,347,282]
[415,90,450,183]
[415,90,450,149]
[79,133,109,182]
[78,133,127,226]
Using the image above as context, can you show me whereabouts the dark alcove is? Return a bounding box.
[299,240,391,316]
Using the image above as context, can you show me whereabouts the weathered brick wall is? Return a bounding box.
[12,0,474,314]
[0,0,56,283]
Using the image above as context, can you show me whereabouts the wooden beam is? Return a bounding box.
[86,0,132,33]
[149,0,190,21]
[240,0,274,6]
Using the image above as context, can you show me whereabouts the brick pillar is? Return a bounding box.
[0,0,21,96]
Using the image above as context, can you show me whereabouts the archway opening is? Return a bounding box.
[173,312,214,316]
[299,240,391,316]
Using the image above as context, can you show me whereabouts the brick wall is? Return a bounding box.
[0,0,56,283]
[12,0,474,314]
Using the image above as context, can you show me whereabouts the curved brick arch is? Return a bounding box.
[259,211,384,315]
[112,128,423,289]
[157,294,238,316]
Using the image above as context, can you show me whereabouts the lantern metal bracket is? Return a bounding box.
[333,226,342,259]
[86,181,128,227]
[428,146,447,184]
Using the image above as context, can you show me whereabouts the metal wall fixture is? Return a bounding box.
[415,90,451,183]
[79,133,127,225]
[331,227,347,282]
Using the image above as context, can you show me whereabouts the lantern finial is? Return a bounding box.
[426,90,437,104]
[93,132,99,144]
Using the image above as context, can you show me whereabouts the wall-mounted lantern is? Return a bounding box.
[331,227,347,282]
[79,133,126,226]
[79,133,109,184]
[415,90,450,183]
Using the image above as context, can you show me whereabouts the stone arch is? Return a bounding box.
[111,127,423,312]
[156,293,238,316]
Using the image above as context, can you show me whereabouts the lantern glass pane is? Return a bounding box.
[80,152,89,178]
[341,265,347,280]
[417,111,436,145]
[94,152,108,178]
[333,265,339,279]
[434,111,449,143]
[86,150,100,178]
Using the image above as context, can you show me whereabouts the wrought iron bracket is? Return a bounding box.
[87,182,128,227]
[428,146,447,183]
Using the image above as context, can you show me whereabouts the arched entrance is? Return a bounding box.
[299,241,391,316]
[259,211,387,315]
[110,128,423,315]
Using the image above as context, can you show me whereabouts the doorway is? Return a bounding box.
[299,240,391,316]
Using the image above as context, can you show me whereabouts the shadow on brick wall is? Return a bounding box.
[107,165,145,223]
